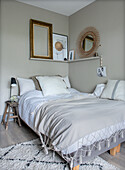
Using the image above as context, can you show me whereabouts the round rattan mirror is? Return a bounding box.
[77,27,100,58]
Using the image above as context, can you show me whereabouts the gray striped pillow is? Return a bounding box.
[101,80,125,101]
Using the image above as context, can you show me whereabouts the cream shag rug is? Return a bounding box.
[0,139,118,170]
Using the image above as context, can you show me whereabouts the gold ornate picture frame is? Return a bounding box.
[30,19,53,60]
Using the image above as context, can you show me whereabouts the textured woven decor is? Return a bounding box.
[0,139,118,170]
[76,27,100,58]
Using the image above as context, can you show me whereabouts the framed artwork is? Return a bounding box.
[30,19,53,60]
[69,50,75,60]
[53,33,68,61]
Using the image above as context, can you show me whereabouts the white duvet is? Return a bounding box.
[19,89,125,154]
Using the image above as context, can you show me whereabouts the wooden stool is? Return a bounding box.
[1,101,21,130]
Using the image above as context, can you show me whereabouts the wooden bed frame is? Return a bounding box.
[72,144,121,170]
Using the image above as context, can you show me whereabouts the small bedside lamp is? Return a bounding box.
[10,77,17,98]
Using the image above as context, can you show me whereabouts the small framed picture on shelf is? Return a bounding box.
[53,33,68,61]
[69,50,75,61]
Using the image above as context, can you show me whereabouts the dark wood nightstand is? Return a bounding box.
[1,101,21,130]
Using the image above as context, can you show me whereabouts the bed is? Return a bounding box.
[18,85,125,170]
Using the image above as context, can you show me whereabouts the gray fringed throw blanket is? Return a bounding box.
[33,95,125,152]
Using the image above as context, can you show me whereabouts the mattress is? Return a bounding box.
[18,89,125,155]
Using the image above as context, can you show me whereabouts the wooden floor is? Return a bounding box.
[0,121,125,170]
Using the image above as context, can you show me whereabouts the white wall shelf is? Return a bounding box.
[30,56,100,63]
[67,57,100,63]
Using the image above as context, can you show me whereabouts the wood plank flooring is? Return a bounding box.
[0,121,38,148]
[0,121,125,169]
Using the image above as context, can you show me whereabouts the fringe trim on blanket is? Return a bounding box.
[38,129,125,169]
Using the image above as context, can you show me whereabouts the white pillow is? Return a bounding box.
[101,80,125,101]
[17,78,35,96]
[62,76,71,88]
[36,76,70,96]
[93,84,105,97]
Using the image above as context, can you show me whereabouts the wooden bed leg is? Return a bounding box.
[110,146,117,156]
[72,165,79,170]
[110,144,121,156]
[116,144,121,153]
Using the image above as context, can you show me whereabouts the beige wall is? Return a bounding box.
[1,0,125,116]
[0,0,69,116]
[69,59,107,92]
[69,0,125,92]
